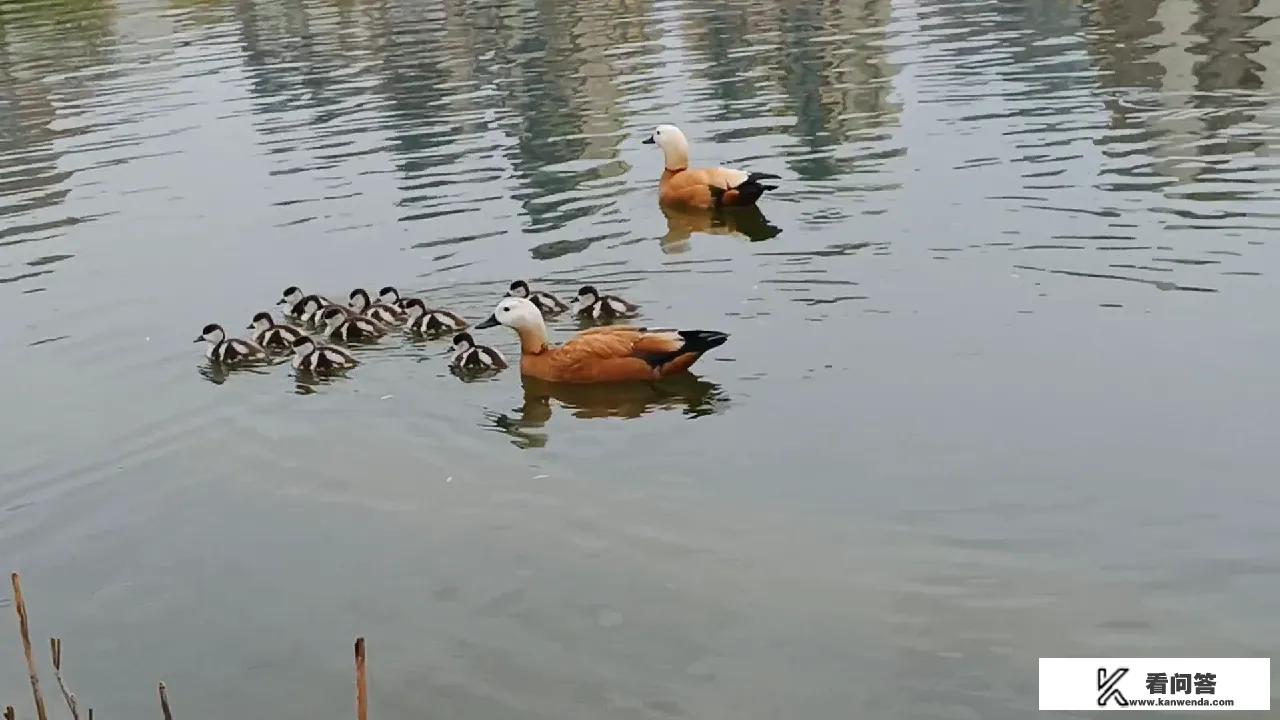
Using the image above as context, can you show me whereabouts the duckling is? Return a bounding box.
[194,323,268,365]
[644,124,780,209]
[247,311,305,352]
[450,332,508,371]
[349,287,406,325]
[290,336,358,373]
[574,285,639,321]
[320,307,385,343]
[377,286,413,310]
[290,294,354,326]
[278,286,337,320]
[403,297,467,336]
[507,279,569,316]
[475,297,727,383]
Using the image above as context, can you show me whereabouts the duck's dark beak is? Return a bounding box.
[245,323,254,329]
[276,298,288,305]
[193,336,204,343]
[476,314,500,329]
[642,135,655,145]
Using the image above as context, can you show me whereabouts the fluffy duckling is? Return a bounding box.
[349,287,406,325]
[450,332,507,371]
[574,285,639,321]
[403,297,467,336]
[291,336,357,373]
[377,286,412,310]
[320,307,385,343]
[475,297,727,383]
[279,286,337,319]
[643,124,779,209]
[507,280,568,316]
[247,311,305,352]
[195,323,268,365]
[283,292,352,326]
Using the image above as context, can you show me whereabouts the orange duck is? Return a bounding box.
[475,297,728,384]
[643,124,779,209]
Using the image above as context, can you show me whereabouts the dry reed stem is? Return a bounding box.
[10,574,49,720]
[354,637,368,720]
[50,637,80,720]
[158,682,174,720]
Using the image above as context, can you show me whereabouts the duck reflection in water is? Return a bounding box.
[197,361,276,385]
[660,204,781,252]
[484,374,728,448]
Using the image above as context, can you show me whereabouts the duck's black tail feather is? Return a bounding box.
[677,330,729,354]
[710,172,779,206]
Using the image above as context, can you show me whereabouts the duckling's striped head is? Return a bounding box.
[378,286,400,304]
[402,297,426,318]
[349,288,371,312]
[279,286,303,305]
[291,336,315,355]
[248,312,274,330]
[195,323,224,344]
[576,285,599,303]
[451,332,475,351]
[507,280,530,298]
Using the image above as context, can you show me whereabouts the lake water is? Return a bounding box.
[2,0,1278,717]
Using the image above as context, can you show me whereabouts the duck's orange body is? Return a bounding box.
[659,167,777,209]
[517,326,726,383]
[476,298,728,384]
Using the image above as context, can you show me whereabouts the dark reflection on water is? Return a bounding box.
[660,205,782,251]
[484,375,727,448]
[3,0,1280,718]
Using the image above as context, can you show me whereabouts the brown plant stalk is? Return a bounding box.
[355,637,368,720]
[10,574,49,720]
[50,637,81,720]
[158,682,174,720]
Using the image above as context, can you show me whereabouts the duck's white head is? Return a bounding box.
[349,288,371,312]
[291,336,315,356]
[643,124,690,170]
[476,296,545,335]
[279,286,304,306]
[451,332,475,352]
[195,323,225,345]
[320,307,346,330]
[248,312,274,331]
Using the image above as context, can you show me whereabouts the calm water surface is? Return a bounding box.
[2,0,1279,717]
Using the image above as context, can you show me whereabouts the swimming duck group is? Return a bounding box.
[194,125,774,385]
[197,280,726,384]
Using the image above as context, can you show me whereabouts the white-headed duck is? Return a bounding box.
[450,332,508,371]
[643,124,779,209]
[195,323,268,364]
[320,307,385,343]
[291,336,357,372]
[507,280,569,316]
[403,298,467,336]
[574,285,639,321]
[247,311,305,352]
[349,287,406,325]
[475,297,727,383]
